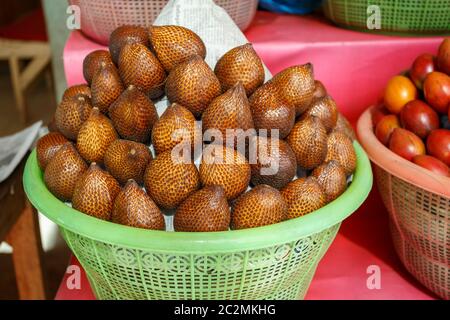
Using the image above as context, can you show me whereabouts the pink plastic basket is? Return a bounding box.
[69,0,259,45]
[357,107,450,300]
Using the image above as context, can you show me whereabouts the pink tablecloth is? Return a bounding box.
[58,11,442,300]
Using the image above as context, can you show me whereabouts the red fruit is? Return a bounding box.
[375,114,400,146]
[410,53,436,89]
[389,128,425,161]
[371,104,390,128]
[384,75,417,114]
[400,100,439,139]
[427,129,450,166]
[423,71,450,114]
[412,155,449,177]
[437,38,450,75]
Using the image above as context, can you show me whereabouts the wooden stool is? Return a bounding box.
[0,155,47,299]
[0,38,51,123]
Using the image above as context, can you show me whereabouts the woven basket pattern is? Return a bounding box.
[69,0,259,45]
[61,224,339,300]
[323,0,450,34]
[374,166,449,299]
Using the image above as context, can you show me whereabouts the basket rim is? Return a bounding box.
[323,0,450,36]
[23,142,372,253]
[357,106,450,199]
[68,0,260,45]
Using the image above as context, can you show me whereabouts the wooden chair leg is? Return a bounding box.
[8,56,27,124]
[6,200,47,300]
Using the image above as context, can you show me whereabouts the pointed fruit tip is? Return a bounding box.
[125,179,137,187]
[89,107,102,118]
[189,54,203,62]
[208,184,225,195]
[233,81,245,91]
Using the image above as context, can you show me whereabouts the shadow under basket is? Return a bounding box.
[23,143,372,300]
[357,107,450,300]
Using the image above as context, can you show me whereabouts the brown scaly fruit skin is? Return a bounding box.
[334,112,356,141]
[174,185,230,232]
[47,116,59,133]
[231,184,287,230]
[83,50,114,85]
[270,64,315,115]
[76,108,118,165]
[202,83,254,146]
[112,180,165,230]
[44,143,88,201]
[249,136,297,190]
[144,151,200,209]
[118,43,166,99]
[72,163,121,221]
[286,116,328,170]
[55,95,92,140]
[325,130,357,176]
[148,25,206,72]
[311,160,347,203]
[249,82,295,139]
[165,55,222,118]
[199,144,251,200]
[281,177,327,219]
[91,62,124,113]
[151,103,200,155]
[36,132,68,170]
[62,84,91,101]
[109,25,149,65]
[301,95,338,133]
[109,85,159,143]
[104,139,152,185]
[313,80,327,99]
[214,43,265,96]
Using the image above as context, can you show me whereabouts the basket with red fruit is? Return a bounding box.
[357,39,450,299]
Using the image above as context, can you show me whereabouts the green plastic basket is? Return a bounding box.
[23,142,372,300]
[323,0,450,35]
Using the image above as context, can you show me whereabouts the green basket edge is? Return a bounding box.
[23,142,373,254]
[322,0,450,36]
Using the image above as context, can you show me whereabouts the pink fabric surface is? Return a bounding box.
[58,11,442,300]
